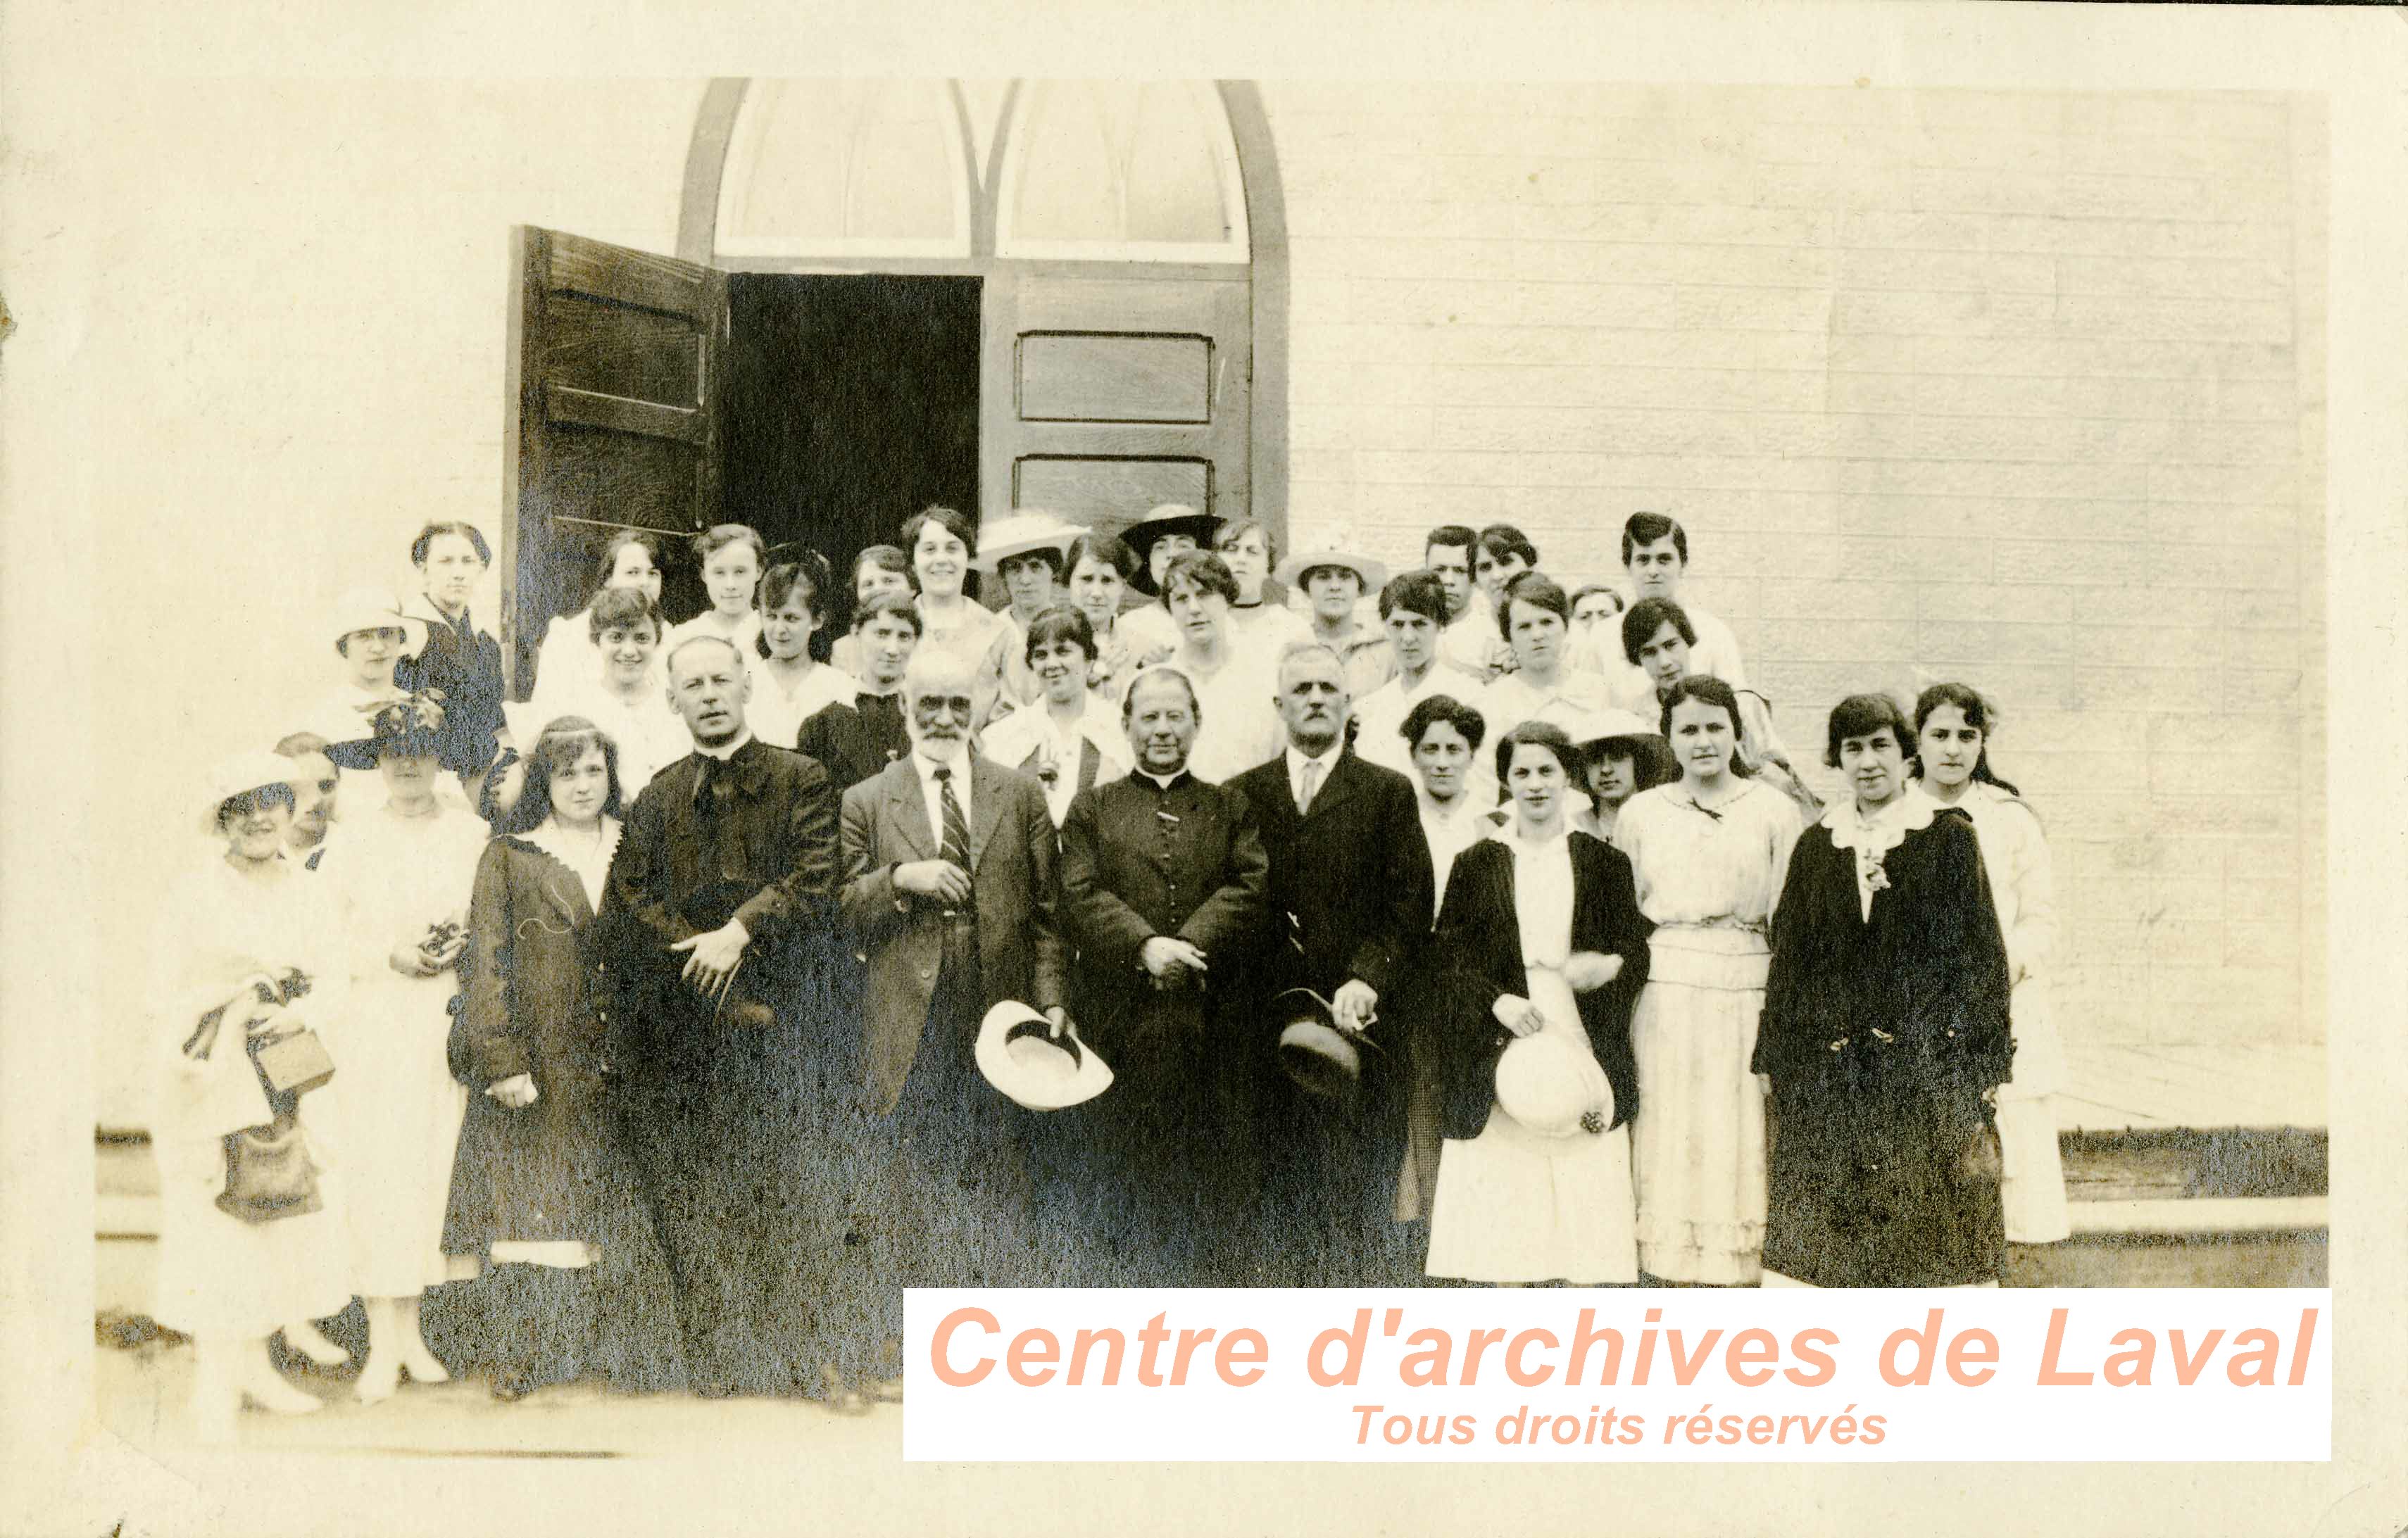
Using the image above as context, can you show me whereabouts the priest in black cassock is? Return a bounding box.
[599,634,841,1397]
[1054,666,1269,1286]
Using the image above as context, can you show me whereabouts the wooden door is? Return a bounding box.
[503,226,727,697]
[979,270,1250,543]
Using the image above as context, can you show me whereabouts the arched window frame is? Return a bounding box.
[991,80,1253,264]
[711,78,977,261]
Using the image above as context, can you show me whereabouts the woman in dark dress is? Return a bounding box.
[398,519,510,790]
[440,716,684,1397]
[1753,693,2014,1288]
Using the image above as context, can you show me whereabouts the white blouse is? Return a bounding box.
[1614,779,1800,933]
[1821,783,1940,921]
[1506,825,1576,971]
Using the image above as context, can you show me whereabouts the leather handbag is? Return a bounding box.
[215,1120,325,1223]
[253,1029,337,1097]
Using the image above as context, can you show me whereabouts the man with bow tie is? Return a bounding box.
[835,648,1067,1408]
[1228,641,1433,1287]
[599,634,840,1398]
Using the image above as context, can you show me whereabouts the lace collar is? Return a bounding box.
[523,815,622,912]
[1821,781,1937,855]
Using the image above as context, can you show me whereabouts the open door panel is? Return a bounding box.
[503,226,726,698]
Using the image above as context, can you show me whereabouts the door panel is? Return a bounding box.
[503,226,726,697]
[982,270,1249,544]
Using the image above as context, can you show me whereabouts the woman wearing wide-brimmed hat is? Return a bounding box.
[151,753,357,1437]
[1568,707,1672,845]
[1422,721,1652,1285]
[1112,502,1223,663]
[1613,676,1801,1285]
[1277,532,1395,702]
[972,509,1087,712]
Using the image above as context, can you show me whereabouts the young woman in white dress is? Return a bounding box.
[1613,676,1802,1285]
[665,524,765,658]
[1423,721,1653,1285]
[153,755,358,1438]
[748,554,858,750]
[531,529,665,701]
[493,588,686,818]
[1914,681,2068,1244]
[977,606,1131,828]
[1212,519,1312,653]
[901,505,1012,726]
[324,694,491,1401]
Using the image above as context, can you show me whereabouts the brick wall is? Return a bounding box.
[1262,84,2326,1049]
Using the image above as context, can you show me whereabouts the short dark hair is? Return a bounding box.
[591,529,666,595]
[1159,550,1240,610]
[1023,604,1098,664]
[1493,719,1580,786]
[852,543,914,593]
[851,589,924,638]
[1065,532,1139,584]
[1378,569,1450,625]
[1400,693,1488,753]
[589,586,666,642]
[1659,674,1745,742]
[501,715,626,836]
[900,505,979,562]
[411,520,492,568]
[1570,583,1624,617]
[1122,665,1200,723]
[755,554,832,656]
[1424,524,1476,560]
[1825,693,1913,770]
[1476,524,1539,569]
[1495,572,1571,641]
[1621,511,1688,567]
[217,780,297,831]
[693,523,767,567]
[1621,595,1696,666]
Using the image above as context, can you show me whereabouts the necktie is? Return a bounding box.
[1298,757,1322,814]
[933,763,971,869]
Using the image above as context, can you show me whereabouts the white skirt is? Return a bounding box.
[151,1116,354,1339]
[1424,988,1637,1285]
[1995,1095,2072,1244]
[1628,930,1769,1284]
[318,971,469,1295]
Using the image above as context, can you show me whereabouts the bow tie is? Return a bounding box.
[694,750,747,812]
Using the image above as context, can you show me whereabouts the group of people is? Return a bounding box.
[157,497,2065,1434]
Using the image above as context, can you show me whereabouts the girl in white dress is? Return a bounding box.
[977,606,1132,828]
[1424,721,1653,1285]
[1614,676,1801,1284]
[748,555,858,750]
[1914,682,2069,1244]
[901,505,1013,726]
[531,529,665,701]
[153,755,358,1438]
[325,694,490,1401]
[665,524,765,659]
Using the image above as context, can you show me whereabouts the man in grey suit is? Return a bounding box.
[835,646,1067,1406]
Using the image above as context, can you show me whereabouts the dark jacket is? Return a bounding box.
[1227,748,1432,1011]
[798,693,908,796]
[1428,831,1652,1141]
[839,754,1069,1115]
[597,738,840,1078]
[1752,805,2012,1288]
[1057,769,1268,1076]
[399,605,508,779]
[444,836,617,1247]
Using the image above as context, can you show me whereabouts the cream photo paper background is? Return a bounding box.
[4,1,2402,1534]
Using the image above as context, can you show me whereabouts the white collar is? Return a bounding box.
[1286,740,1341,775]
[1134,768,1185,791]
[1822,782,1938,855]
[914,743,970,778]
[1507,819,1572,855]
[691,729,755,762]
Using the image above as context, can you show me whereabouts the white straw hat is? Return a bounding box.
[975,1000,1115,1111]
[201,750,313,838]
[971,510,1086,573]
[327,586,427,657]
[1274,529,1389,594]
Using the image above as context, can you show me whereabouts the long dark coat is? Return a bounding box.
[1051,769,1269,1285]
[1226,749,1432,1286]
[438,834,684,1389]
[798,693,908,796]
[1753,805,2013,1287]
[1427,832,1653,1145]
[398,601,508,779]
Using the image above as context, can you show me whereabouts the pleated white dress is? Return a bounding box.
[1954,781,2069,1243]
[318,798,487,1295]
[1613,780,1800,1284]
[1424,828,1638,1285]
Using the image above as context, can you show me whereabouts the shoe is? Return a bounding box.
[278,1321,351,1370]
[399,1342,451,1386]
[489,1371,536,1404]
[241,1368,325,1417]
[817,1364,872,1417]
[353,1354,400,1405]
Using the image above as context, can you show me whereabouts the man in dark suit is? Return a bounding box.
[1228,641,1434,1286]
[1055,666,1269,1285]
[599,634,840,1398]
[835,645,1067,1404]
